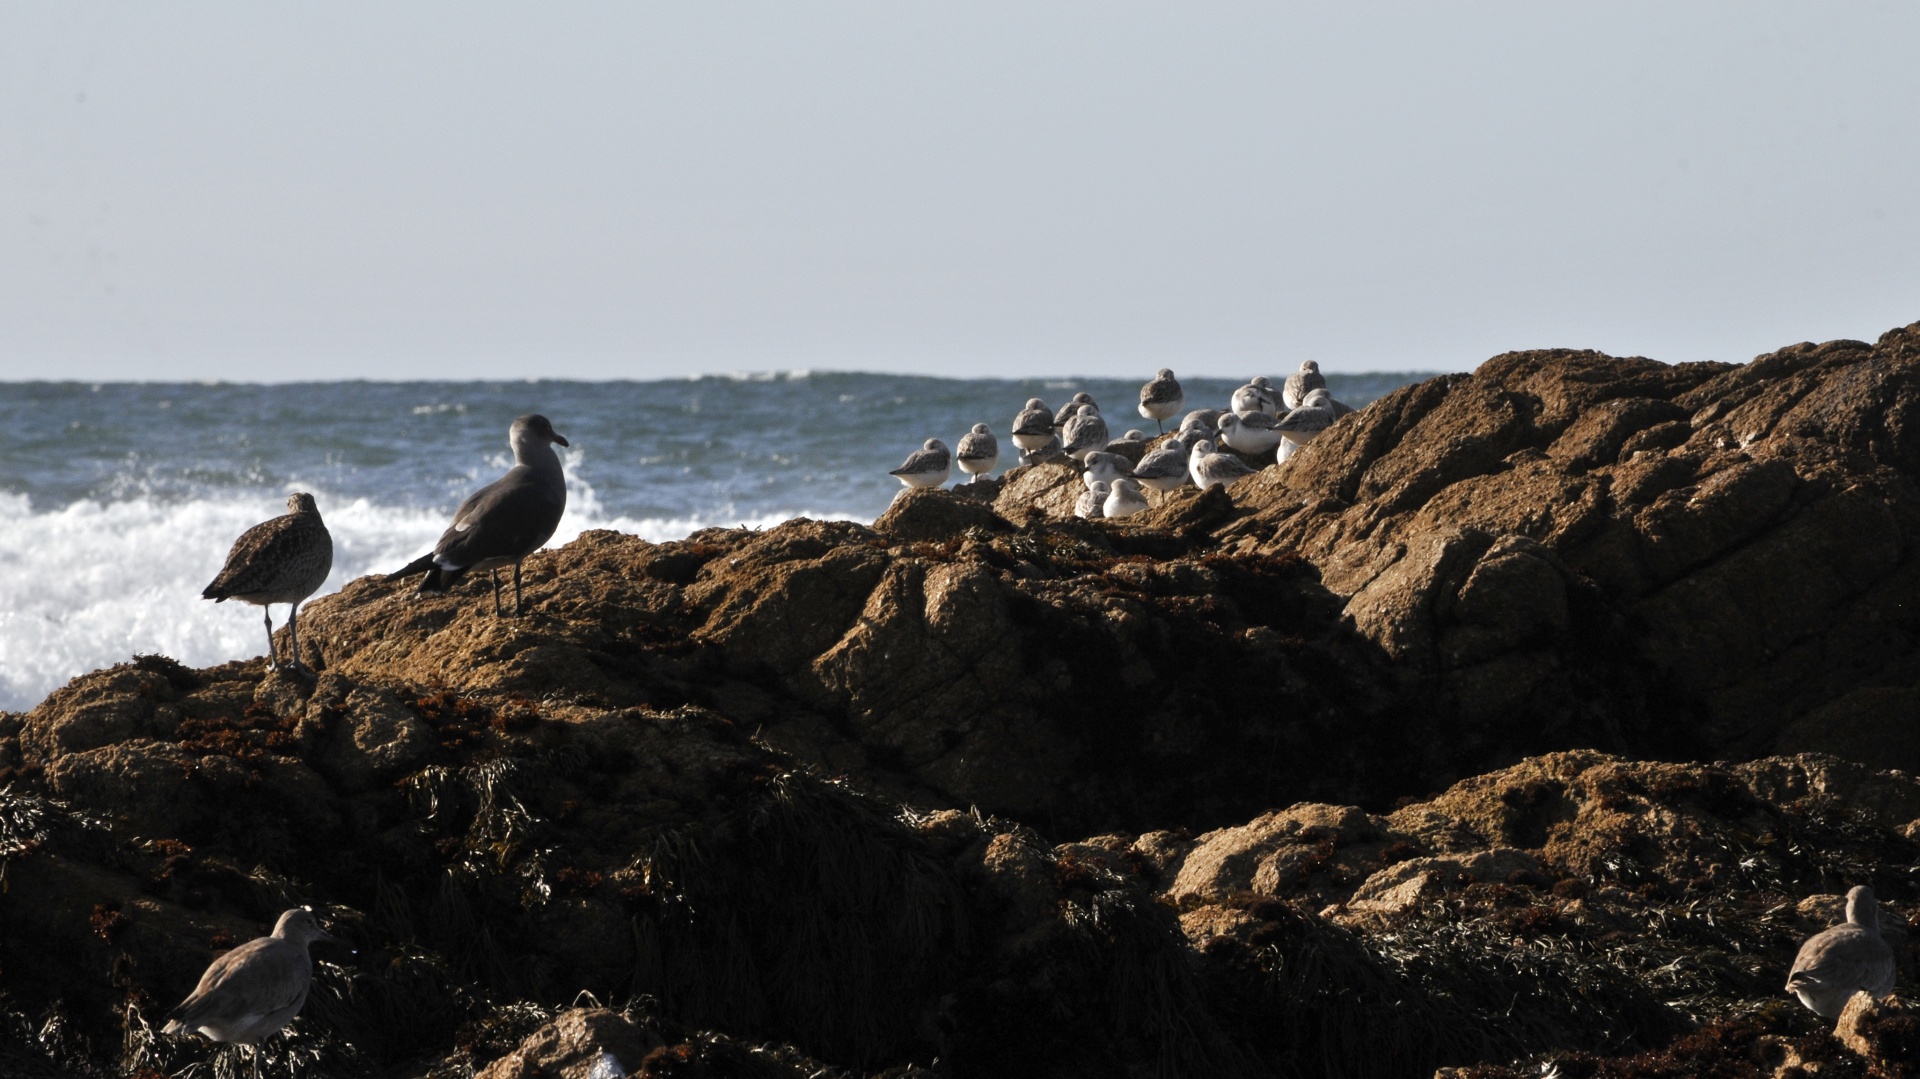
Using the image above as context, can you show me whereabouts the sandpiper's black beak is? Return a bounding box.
[551,433,570,447]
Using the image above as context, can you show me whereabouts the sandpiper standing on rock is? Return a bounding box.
[1217,411,1284,456]
[1283,360,1327,410]
[1054,392,1097,429]
[1104,477,1149,519]
[388,414,569,617]
[202,493,333,674]
[1786,885,1897,1018]
[888,438,952,489]
[1061,404,1110,462]
[164,907,336,1079]
[1138,369,1184,433]
[1274,391,1336,463]
[1081,451,1133,490]
[1231,377,1279,417]
[1011,398,1056,452]
[1075,480,1110,519]
[1132,435,1191,493]
[956,424,999,482]
[1189,438,1259,490]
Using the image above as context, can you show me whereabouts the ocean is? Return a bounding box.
[0,371,1429,711]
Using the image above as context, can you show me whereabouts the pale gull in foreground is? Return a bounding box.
[164,907,336,1079]
[1786,885,1897,1018]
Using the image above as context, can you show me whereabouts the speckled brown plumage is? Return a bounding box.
[203,493,333,671]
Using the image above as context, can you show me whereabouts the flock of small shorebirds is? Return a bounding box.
[886,360,1357,517]
[172,376,1898,1075]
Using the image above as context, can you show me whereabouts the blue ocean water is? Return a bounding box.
[0,371,1428,709]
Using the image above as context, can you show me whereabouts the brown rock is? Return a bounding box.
[476,1008,663,1079]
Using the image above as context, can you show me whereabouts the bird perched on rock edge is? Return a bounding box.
[1138,368,1184,432]
[388,413,569,617]
[202,493,333,675]
[956,423,999,483]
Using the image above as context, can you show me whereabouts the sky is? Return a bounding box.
[3,3,1918,381]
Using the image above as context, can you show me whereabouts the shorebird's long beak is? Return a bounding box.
[552,433,570,448]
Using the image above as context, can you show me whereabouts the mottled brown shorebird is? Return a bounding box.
[1786,884,1897,1018]
[202,493,333,673]
[163,907,336,1079]
[388,414,569,616]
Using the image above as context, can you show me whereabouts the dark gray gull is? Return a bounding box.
[388,413,569,617]
[202,493,333,674]
[1137,368,1184,432]
[956,423,999,482]
[1054,392,1097,429]
[1011,398,1056,451]
[1104,477,1148,518]
[164,907,336,1079]
[1061,404,1110,462]
[1282,359,1327,410]
[1132,435,1191,493]
[1786,885,1897,1018]
[888,438,952,489]
[1188,438,1259,490]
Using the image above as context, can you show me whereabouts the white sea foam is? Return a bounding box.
[0,488,864,711]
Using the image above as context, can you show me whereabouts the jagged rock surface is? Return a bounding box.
[2,321,1919,1078]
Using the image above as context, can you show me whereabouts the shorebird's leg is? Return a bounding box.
[262,609,281,670]
[1157,419,1164,434]
[512,561,524,616]
[489,570,503,617]
[287,603,301,672]
[252,1042,262,1079]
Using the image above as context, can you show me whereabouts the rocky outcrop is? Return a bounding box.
[2,320,1918,1078]
[1224,328,1920,769]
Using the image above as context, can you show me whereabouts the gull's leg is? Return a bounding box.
[263,609,280,670]
[512,561,524,616]
[490,570,503,617]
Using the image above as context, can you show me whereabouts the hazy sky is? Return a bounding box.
[4,3,1917,380]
